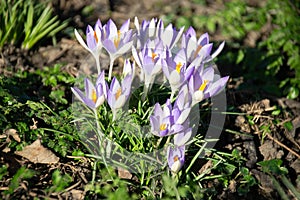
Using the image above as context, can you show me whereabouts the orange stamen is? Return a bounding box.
[94,31,98,43]
[92,89,97,103]
[114,30,121,48]
[160,123,167,131]
[152,52,157,62]
[173,155,179,162]
[193,44,202,59]
[115,88,122,100]
[176,62,182,73]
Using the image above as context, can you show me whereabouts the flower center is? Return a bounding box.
[173,155,179,162]
[199,80,208,91]
[92,89,97,103]
[160,123,167,131]
[176,62,182,73]
[193,44,203,59]
[152,52,157,62]
[115,88,122,100]
[114,30,121,48]
[94,31,98,43]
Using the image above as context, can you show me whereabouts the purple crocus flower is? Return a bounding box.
[162,48,194,99]
[132,39,166,98]
[122,58,135,78]
[173,88,192,125]
[174,127,192,147]
[134,17,158,48]
[102,19,135,80]
[188,65,229,106]
[167,145,185,173]
[71,71,107,110]
[181,27,225,64]
[150,99,184,137]
[107,63,133,112]
[74,19,103,74]
[156,19,184,50]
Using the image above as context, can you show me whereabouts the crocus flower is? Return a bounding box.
[102,19,135,80]
[71,71,107,110]
[156,19,184,51]
[162,48,194,99]
[181,27,225,64]
[167,145,185,173]
[188,65,229,106]
[122,58,135,78]
[132,39,166,98]
[74,19,103,74]
[173,88,192,125]
[107,66,133,114]
[150,99,184,137]
[134,17,158,48]
[174,128,192,147]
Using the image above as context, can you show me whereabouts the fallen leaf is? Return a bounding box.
[2,147,10,153]
[15,139,59,164]
[0,134,7,139]
[5,128,21,142]
[117,167,132,179]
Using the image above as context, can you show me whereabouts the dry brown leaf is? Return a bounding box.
[15,139,59,164]
[5,128,21,142]
[2,147,11,153]
[0,134,6,139]
[117,167,132,179]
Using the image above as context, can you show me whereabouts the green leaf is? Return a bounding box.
[287,86,299,99]
[271,109,281,116]
[283,121,293,132]
[258,159,288,175]
[236,49,245,64]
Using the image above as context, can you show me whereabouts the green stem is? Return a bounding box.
[185,141,207,174]
[94,109,103,149]
[271,174,289,200]
[142,83,149,102]
[91,160,97,185]
[94,109,108,168]
[106,109,117,158]
[280,175,300,199]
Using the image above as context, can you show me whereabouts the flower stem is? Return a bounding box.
[108,58,115,81]
[91,160,97,185]
[106,109,117,158]
[142,83,149,101]
[94,109,103,146]
[94,109,108,168]
[95,55,101,75]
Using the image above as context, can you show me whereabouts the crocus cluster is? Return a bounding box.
[71,59,134,118]
[72,17,229,173]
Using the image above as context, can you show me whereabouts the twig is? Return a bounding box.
[62,180,82,192]
[266,133,300,159]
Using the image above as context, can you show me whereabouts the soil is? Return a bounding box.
[0,0,299,199]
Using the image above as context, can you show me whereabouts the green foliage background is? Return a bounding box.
[165,0,300,99]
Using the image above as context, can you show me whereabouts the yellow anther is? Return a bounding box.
[199,80,208,91]
[92,89,97,103]
[114,30,121,48]
[115,88,122,100]
[160,123,167,131]
[176,62,182,73]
